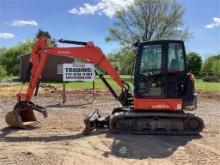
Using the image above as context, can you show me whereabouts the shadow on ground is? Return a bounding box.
[0,127,201,159]
[103,133,201,159]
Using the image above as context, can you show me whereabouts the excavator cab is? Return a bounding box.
[134,40,196,110]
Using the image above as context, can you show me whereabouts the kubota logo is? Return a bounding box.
[151,105,170,109]
[58,51,70,54]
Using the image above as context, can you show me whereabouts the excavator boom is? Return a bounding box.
[5,37,128,128]
[19,37,125,101]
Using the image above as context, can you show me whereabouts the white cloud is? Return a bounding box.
[176,27,183,31]
[0,33,15,39]
[10,20,38,26]
[205,17,220,29]
[68,0,134,18]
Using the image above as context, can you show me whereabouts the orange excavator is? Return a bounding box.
[5,37,204,135]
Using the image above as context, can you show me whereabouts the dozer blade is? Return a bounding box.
[82,110,110,135]
[5,101,47,128]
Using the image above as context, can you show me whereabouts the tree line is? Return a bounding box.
[0,31,219,82]
[108,50,220,82]
[106,0,219,82]
[0,29,52,77]
[0,0,219,82]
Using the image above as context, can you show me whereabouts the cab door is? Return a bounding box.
[134,42,166,98]
[166,42,187,98]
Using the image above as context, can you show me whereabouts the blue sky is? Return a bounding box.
[0,0,220,58]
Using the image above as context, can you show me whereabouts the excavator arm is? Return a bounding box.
[6,37,129,129]
[19,37,125,101]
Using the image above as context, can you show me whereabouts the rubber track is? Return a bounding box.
[109,112,204,135]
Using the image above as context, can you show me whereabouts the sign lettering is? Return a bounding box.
[63,63,95,81]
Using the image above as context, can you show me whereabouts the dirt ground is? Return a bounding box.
[0,89,220,165]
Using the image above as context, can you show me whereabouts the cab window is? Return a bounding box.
[168,43,184,72]
[137,44,163,97]
[140,45,162,76]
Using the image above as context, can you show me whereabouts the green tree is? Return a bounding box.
[212,60,220,77]
[0,39,34,75]
[201,54,220,75]
[0,65,7,78]
[36,29,51,39]
[36,29,56,46]
[109,49,135,75]
[106,0,191,48]
[186,52,202,77]
[201,54,220,82]
[0,47,7,56]
[0,29,54,76]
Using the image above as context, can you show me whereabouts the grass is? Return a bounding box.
[50,75,133,90]
[196,79,220,92]
[53,77,220,92]
[1,75,18,81]
[1,75,220,92]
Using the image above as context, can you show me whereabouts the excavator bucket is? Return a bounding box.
[5,101,47,128]
[5,109,37,128]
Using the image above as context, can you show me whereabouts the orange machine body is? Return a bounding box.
[134,98,182,110]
